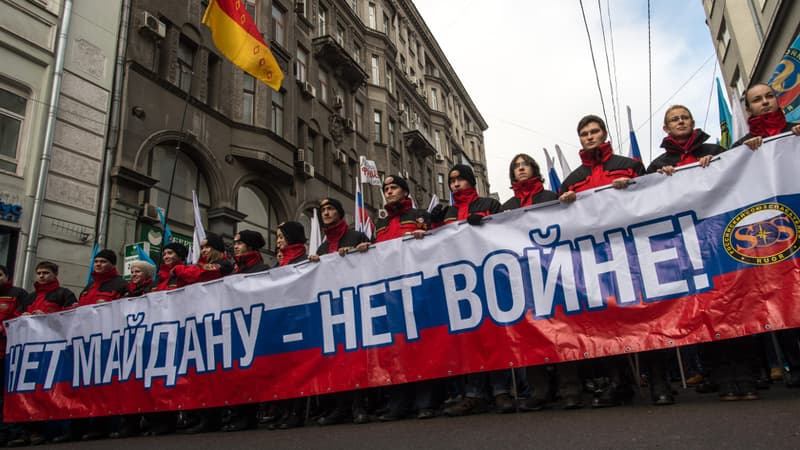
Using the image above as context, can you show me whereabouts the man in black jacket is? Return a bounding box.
[309,197,369,260]
[431,164,500,227]
[734,83,800,150]
[648,105,724,175]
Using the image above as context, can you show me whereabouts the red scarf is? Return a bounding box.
[0,280,13,294]
[323,219,349,253]
[90,267,119,285]
[579,142,614,166]
[663,130,701,165]
[452,187,479,221]
[128,278,151,296]
[236,251,264,272]
[385,198,413,218]
[748,109,788,137]
[511,177,544,207]
[377,198,414,243]
[280,243,306,266]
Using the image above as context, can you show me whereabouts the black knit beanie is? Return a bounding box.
[278,221,306,245]
[449,164,476,188]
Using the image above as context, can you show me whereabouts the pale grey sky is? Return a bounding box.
[413,0,725,200]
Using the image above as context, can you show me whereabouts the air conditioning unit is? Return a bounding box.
[302,162,315,178]
[301,81,316,98]
[140,203,162,222]
[334,95,344,109]
[335,150,347,165]
[140,11,166,39]
[344,118,355,132]
[297,148,307,162]
[435,152,444,162]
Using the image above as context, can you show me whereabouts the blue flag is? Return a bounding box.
[767,34,800,123]
[156,207,173,245]
[136,244,159,280]
[85,242,99,286]
[626,106,643,161]
[717,78,733,149]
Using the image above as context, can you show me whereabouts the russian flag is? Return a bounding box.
[626,106,643,161]
[354,177,373,240]
[543,148,561,192]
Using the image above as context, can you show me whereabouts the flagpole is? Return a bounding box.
[163,67,194,229]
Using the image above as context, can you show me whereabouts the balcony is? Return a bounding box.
[312,36,369,92]
[403,124,436,158]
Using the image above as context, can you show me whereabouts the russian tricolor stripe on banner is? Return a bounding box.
[5,136,800,422]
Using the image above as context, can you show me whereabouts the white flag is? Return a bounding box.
[309,208,322,255]
[427,194,439,213]
[188,190,206,264]
[555,144,572,176]
[360,157,382,186]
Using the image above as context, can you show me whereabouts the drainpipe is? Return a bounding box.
[20,0,74,289]
[96,0,132,248]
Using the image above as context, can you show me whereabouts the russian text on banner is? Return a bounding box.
[5,136,800,421]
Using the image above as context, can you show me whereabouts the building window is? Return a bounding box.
[434,130,441,151]
[373,111,382,143]
[437,173,445,199]
[371,55,380,85]
[297,0,307,17]
[430,87,438,110]
[206,54,220,108]
[718,19,730,56]
[353,43,362,64]
[388,119,395,148]
[271,90,284,137]
[400,55,407,74]
[243,73,255,125]
[296,48,308,82]
[732,68,746,102]
[245,0,256,21]
[319,70,329,103]
[368,3,377,29]
[382,13,390,34]
[355,101,364,134]
[318,5,327,36]
[147,146,210,225]
[336,23,345,46]
[236,185,279,256]
[0,87,26,173]
[177,38,195,93]
[272,5,286,47]
[385,64,393,94]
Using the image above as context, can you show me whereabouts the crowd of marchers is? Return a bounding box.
[0,83,799,446]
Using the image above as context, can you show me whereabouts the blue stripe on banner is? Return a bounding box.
[12,190,800,388]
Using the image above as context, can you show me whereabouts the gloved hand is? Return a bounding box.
[467,214,483,225]
[430,204,446,223]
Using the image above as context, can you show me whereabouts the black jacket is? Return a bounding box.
[440,197,501,225]
[316,229,369,255]
[501,190,559,211]
[733,122,799,147]
[17,287,77,314]
[647,130,724,173]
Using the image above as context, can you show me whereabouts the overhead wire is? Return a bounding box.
[647,0,653,161]
[703,58,719,130]
[578,0,611,131]
[606,0,623,145]
[598,0,621,146]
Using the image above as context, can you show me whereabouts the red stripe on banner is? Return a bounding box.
[5,257,800,421]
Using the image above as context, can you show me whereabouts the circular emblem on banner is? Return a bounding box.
[723,202,800,265]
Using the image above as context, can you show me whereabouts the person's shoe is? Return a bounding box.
[5,437,28,447]
[443,397,487,417]
[563,394,583,410]
[494,393,515,414]
[784,370,800,388]
[685,374,704,386]
[222,414,257,432]
[718,382,739,401]
[518,397,548,412]
[592,384,621,408]
[652,392,675,405]
[770,367,784,381]
[278,411,303,429]
[50,431,76,444]
[695,380,718,394]
[353,409,370,424]
[81,431,105,441]
[316,408,349,426]
[377,409,407,422]
[416,408,435,420]
[177,414,209,434]
[738,381,759,400]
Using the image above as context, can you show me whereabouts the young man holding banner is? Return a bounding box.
[309,197,369,261]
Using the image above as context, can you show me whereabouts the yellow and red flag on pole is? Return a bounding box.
[202,0,284,91]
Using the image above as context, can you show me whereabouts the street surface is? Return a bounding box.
[42,385,800,449]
